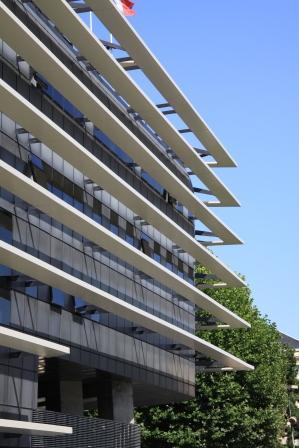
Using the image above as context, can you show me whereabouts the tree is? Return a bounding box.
[136,280,295,448]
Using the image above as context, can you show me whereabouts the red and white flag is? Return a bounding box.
[114,0,136,16]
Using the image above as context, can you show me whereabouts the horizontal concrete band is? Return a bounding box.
[34,0,239,206]
[0,79,245,287]
[0,325,70,357]
[0,2,242,242]
[0,160,249,329]
[0,241,253,371]
[0,419,72,436]
[85,0,236,168]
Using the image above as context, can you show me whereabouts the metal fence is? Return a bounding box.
[31,410,141,448]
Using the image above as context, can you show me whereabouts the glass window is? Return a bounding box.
[51,185,63,199]
[0,187,13,203]
[38,285,51,302]
[110,210,118,226]
[94,127,132,164]
[31,165,48,188]
[183,272,189,282]
[178,259,184,278]
[100,217,109,231]
[52,170,63,189]
[125,222,134,245]
[166,251,173,271]
[154,242,161,263]
[0,226,12,244]
[141,231,150,242]
[75,297,86,313]
[110,224,118,235]
[52,87,64,109]
[93,198,101,214]
[64,178,73,197]
[0,264,11,277]
[51,287,65,307]
[110,211,119,235]
[64,97,82,120]
[125,234,134,245]
[154,252,161,263]
[176,202,184,214]
[26,284,38,298]
[63,191,74,206]
[31,154,44,170]
[0,209,12,243]
[93,199,102,224]
[90,310,101,323]
[141,171,164,195]
[0,296,10,324]
[74,185,83,203]
[141,239,152,257]
[74,200,83,212]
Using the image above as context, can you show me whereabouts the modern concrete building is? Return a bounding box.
[0,0,252,446]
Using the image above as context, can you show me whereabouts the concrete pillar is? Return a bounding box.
[97,374,134,424]
[60,380,83,416]
[112,379,134,424]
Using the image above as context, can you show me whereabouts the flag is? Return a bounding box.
[114,0,136,16]
[122,0,135,8]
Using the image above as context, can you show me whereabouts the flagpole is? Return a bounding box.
[89,11,93,33]
[109,0,135,47]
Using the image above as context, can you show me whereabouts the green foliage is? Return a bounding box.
[136,278,294,448]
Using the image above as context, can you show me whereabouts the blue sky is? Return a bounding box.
[90,1,299,337]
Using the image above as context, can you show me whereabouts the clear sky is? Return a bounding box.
[91,1,299,337]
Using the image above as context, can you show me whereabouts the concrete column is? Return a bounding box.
[112,378,134,424]
[97,374,134,424]
[60,380,83,416]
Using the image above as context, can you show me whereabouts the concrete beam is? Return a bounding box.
[0,419,72,436]
[84,0,237,168]
[34,0,239,205]
[0,160,250,328]
[0,79,245,287]
[0,325,70,357]
[0,240,254,371]
[0,2,242,240]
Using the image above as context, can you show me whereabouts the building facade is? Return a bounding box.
[0,0,252,446]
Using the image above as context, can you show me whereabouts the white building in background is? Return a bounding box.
[281,334,299,447]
